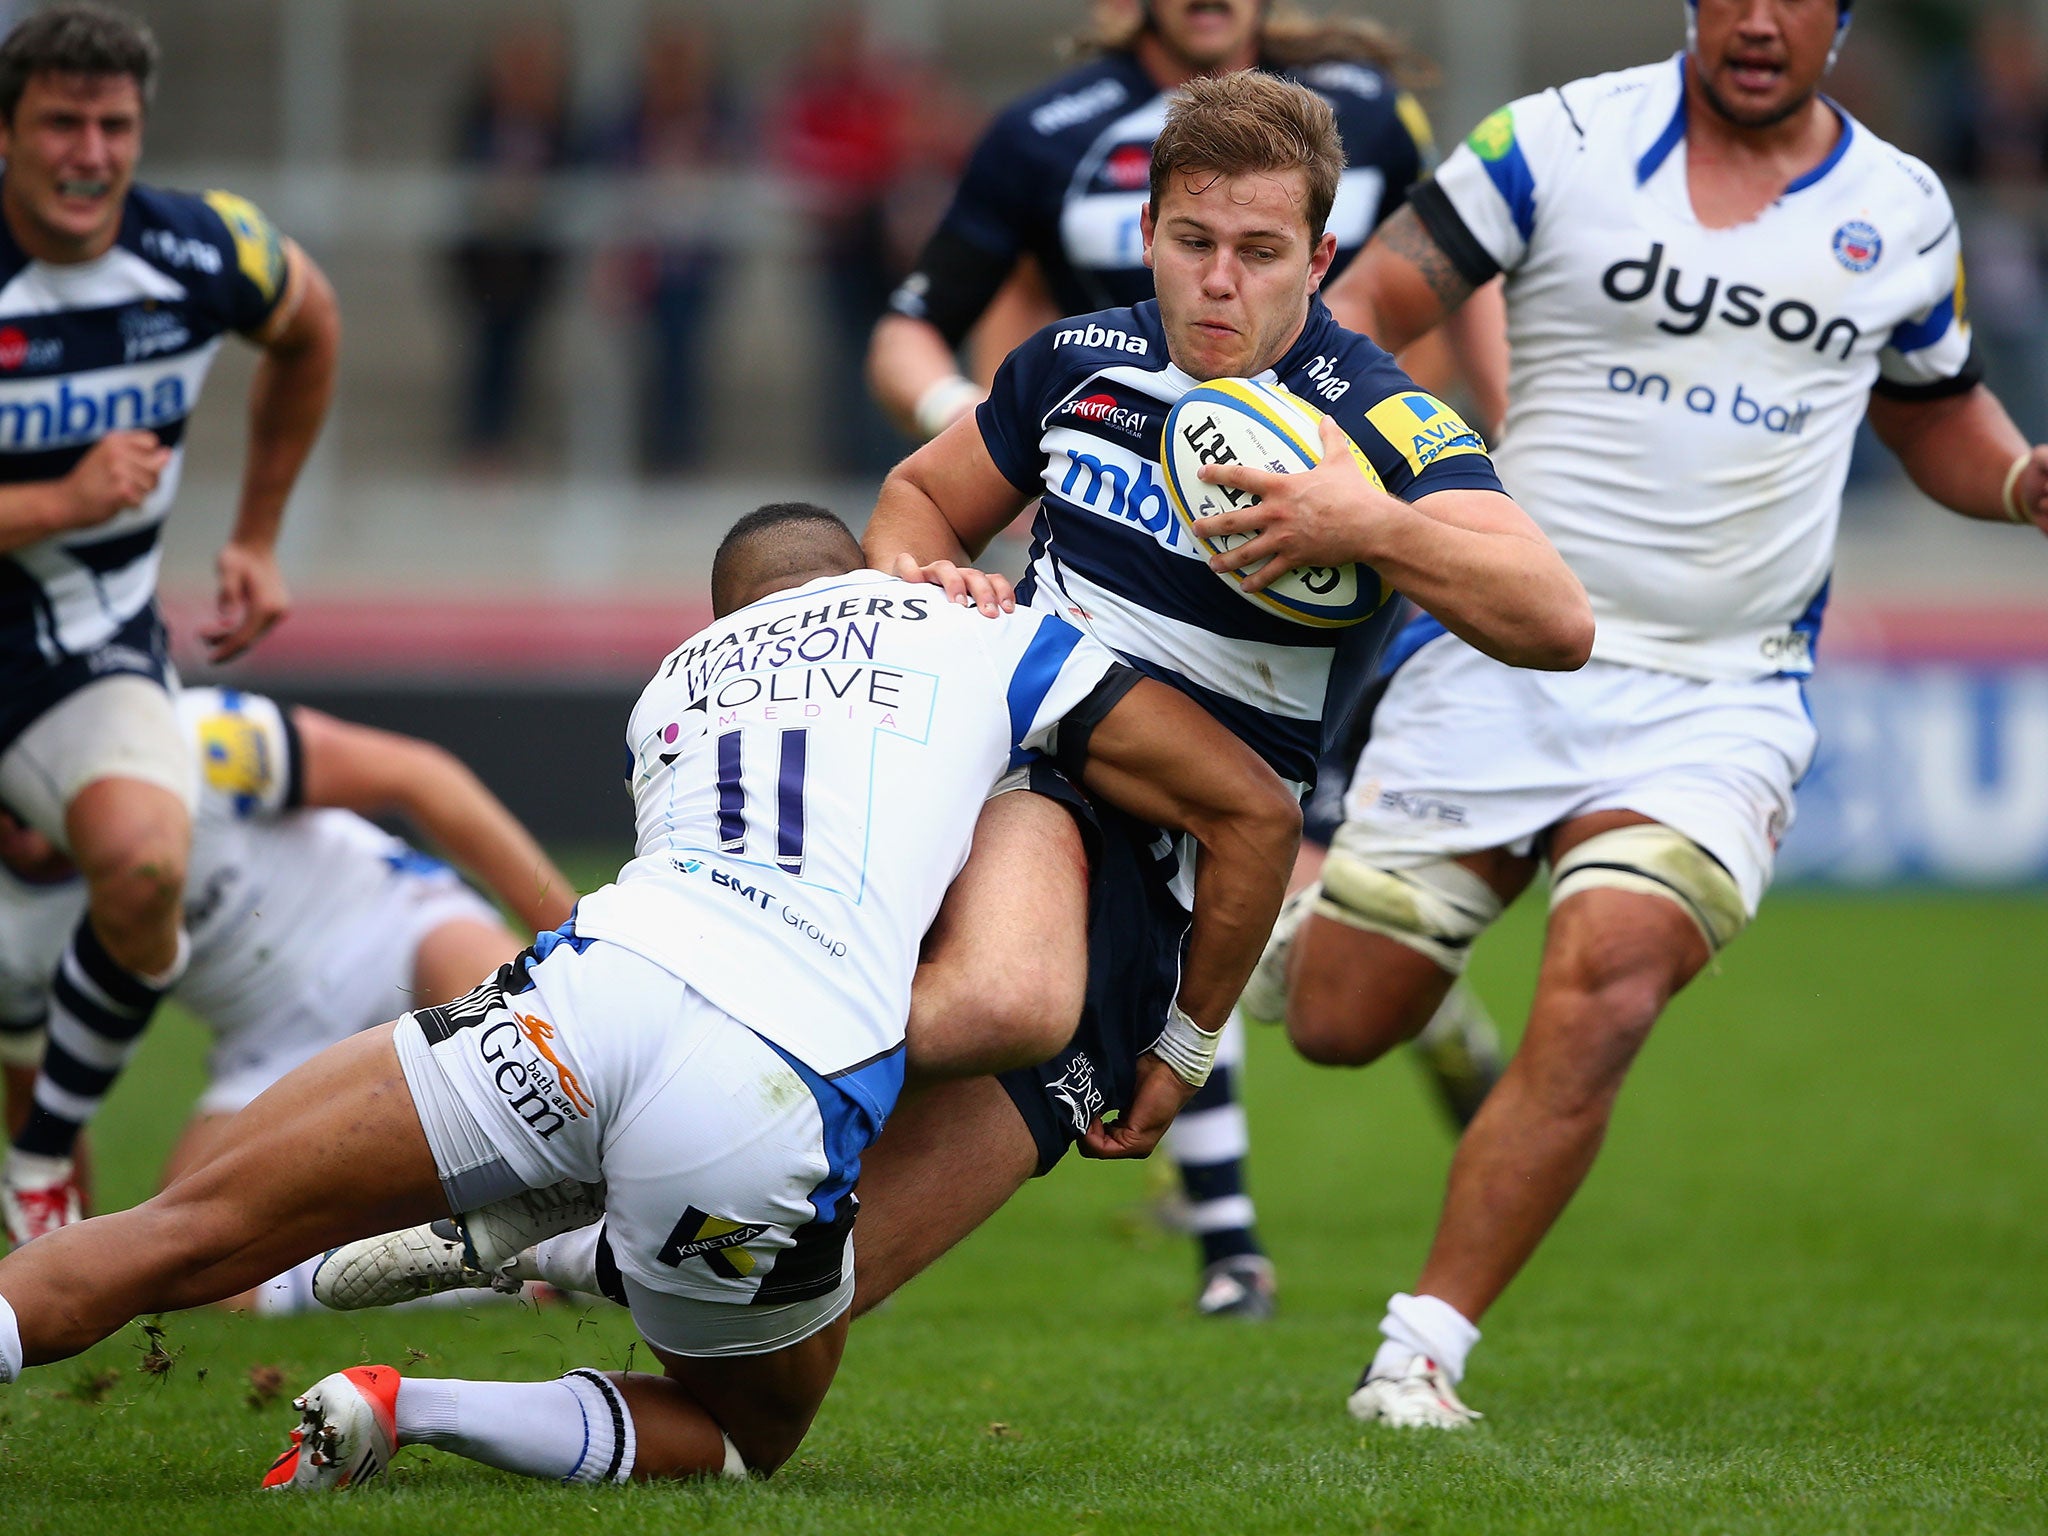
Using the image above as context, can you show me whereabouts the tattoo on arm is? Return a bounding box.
[1378,206,1476,313]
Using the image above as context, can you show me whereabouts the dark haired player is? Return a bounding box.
[870,0,1508,1321]
[1257,0,2048,1425]
[0,4,340,1243]
[0,504,1303,1491]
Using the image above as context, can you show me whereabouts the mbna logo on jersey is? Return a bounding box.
[1832,221,1882,273]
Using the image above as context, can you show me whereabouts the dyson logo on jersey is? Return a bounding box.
[1601,242,1861,359]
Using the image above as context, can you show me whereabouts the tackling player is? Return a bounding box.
[870,0,1512,1319]
[0,506,1302,1489]
[0,689,573,1302]
[1250,0,2048,1427]
[0,5,340,1241]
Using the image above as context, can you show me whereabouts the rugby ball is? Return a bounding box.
[1162,378,1389,628]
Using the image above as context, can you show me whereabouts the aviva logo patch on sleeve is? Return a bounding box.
[201,190,286,302]
[1364,392,1487,475]
[198,710,275,812]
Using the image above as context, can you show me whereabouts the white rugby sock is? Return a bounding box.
[395,1371,635,1483]
[514,1222,605,1296]
[0,1292,20,1383]
[1370,1291,1480,1384]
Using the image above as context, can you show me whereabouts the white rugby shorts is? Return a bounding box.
[1341,634,1818,914]
[395,931,867,1353]
[0,673,196,843]
[198,870,499,1116]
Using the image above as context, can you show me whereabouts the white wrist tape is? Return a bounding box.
[2002,451,2035,524]
[913,375,983,441]
[1149,1002,1223,1088]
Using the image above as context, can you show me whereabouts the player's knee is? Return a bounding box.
[1285,996,1400,1068]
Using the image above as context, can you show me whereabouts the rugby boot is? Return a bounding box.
[263,1364,401,1489]
[1407,982,1505,1129]
[313,1219,515,1311]
[1195,1253,1277,1320]
[1347,1354,1483,1429]
[1,1151,81,1247]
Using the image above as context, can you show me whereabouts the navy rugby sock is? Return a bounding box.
[1170,1049,1263,1268]
[13,920,184,1161]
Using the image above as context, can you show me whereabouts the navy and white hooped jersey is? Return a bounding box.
[576,571,1124,1108]
[0,182,292,685]
[0,688,468,1045]
[1418,56,1978,682]
[888,50,1433,335]
[976,297,1503,794]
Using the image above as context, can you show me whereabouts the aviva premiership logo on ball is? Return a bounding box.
[1832,220,1882,273]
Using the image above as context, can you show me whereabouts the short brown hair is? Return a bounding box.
[1149,71,1344,242]
[0,4,156,124]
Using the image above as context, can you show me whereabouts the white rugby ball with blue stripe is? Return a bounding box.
[1162,378,1390,628]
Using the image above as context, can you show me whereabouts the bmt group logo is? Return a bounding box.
[1832,220,1882,273]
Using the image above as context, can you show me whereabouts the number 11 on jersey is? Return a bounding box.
[716,727,808,877]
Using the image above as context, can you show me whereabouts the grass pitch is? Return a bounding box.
[1,883,2043,1534]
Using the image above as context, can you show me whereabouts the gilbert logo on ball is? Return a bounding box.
[1162,377,1389,628]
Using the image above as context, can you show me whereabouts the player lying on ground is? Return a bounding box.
[0,5,340,1243]
[0,687,573,1304]
[324,72,1593,1353]
[867,0,1514,1316]
[0,505,1301,1487]
[1247,0,2048,1426]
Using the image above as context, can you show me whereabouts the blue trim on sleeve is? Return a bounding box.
[1378,612,1449,678]
[1479,134,1538,244]
[1887,290,1957,355]
[1635,58,1689,185]
[1006,614,1086,762]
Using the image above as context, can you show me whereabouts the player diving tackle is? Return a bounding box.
[0,504,1303,1488]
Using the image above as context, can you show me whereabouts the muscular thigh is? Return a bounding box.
[907,787,1089,1078]
[851,1075,1038,1315]
[0,674,194,846]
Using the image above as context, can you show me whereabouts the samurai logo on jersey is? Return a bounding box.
[1601,242,1861,358]
[1060,391,1152,440]
[656,1207,769,1277]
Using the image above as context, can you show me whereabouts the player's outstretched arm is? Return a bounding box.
[201,241,341,664]
[0,432,171,555]
[290,707,576,935]
[1195,415,1594,671]
[1068,677,1301,1159]
[865,414,1030,616]
[1866,386,2048,531]
[1325,203,1478,357]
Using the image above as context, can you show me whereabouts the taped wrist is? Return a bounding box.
[1149,1002,1222,1087]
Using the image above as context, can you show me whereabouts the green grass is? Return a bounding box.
[3,880,2045,1533]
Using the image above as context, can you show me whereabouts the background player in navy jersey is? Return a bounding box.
[0,6,339,1244]
[851,73,1589,1326]
[1248,0,2048,1427]
[867,0,1510,1320]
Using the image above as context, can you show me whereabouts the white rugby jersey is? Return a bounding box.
[1417,56,1977,680]
[575,570,1122,1106]
[0,688,472,1045]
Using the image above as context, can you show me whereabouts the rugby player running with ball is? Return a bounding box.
[0,4,338,1244]
[1247,0,2048,1426]
[870,0,1513,1320]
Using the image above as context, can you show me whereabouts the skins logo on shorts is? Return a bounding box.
[656,1207,769,1278]
[1467,106,1515,162]
[1832,220,1882,273]
[1046,1052,1104,1134]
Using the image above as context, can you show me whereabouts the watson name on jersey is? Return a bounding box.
[1412,56,1976,681]
[573,571,1122,1119]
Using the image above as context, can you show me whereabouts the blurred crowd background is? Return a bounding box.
[30,0,2047,879]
